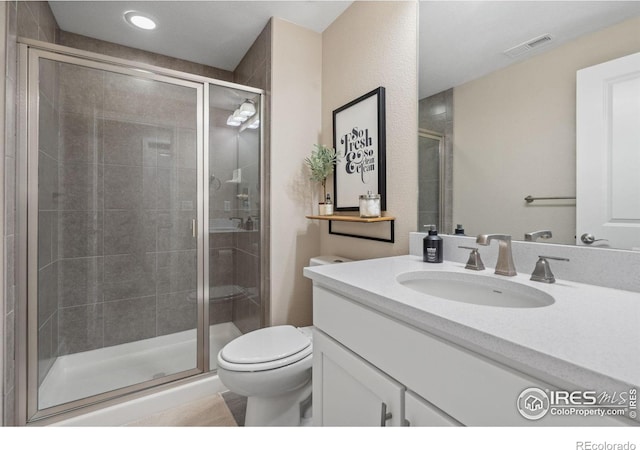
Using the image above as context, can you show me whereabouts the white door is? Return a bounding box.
[577,51,640,250]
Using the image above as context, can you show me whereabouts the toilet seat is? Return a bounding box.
[218,325,312,372]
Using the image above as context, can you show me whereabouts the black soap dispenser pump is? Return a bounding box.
[423,225,443,263]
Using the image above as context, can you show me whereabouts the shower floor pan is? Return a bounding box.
[38,322,242,410]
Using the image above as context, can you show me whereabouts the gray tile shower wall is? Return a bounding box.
[231,20,271,332]
[233,230,261,334]
[47,32,227,354]
[418,137,440,228]
[234,21,270,89]
[55,23,267,348]
[3,2,17,426]
[4,26,223,364]
[209,232,235,326]
[419,89,454,234]
[208,229,261,333]
[207,104,261,332]
[4,1,59,425]
[54,64,200,355]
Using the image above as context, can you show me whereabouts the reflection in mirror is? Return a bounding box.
[418,130,444,233]
[418,89,453,234]
[418,1,640,250]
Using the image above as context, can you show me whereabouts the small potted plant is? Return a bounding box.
[305,144,340,215]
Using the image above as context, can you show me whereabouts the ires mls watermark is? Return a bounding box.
[516,387,637,421]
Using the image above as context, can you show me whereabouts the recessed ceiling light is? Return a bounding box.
[124,11,156,30]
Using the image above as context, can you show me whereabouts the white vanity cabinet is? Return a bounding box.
[313,330,403,426]
[404,391,460,427]
[313,328,457,426]
[312,285,628,427]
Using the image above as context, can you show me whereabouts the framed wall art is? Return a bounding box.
[333,86,386,211]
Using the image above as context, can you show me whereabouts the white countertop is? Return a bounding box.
[304,255,640,394]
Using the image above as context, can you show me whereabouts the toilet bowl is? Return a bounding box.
[217,255,351,426]
[217,325,313,426]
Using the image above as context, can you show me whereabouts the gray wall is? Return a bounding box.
[53,65,201,356]
[0,0,6,427]
[231,21,271,331]
[419,89,454,234]
[4,0,59,427]
[208,104,262,334]
[57,18,268,338]
[36,57,59,384]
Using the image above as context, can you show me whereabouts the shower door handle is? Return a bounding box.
[191,219,197,238]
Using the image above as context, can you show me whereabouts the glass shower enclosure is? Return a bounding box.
[417,130,444,233]
[19,40,265,422]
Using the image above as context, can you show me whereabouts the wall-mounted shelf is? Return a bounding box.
[306,215,395,223]
[306,214,395,243]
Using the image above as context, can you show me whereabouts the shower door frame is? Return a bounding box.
[418,129,445,234]
[16,39,266,425]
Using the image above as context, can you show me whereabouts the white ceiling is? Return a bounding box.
[49,1,353,71]
[419,1,640,98]
[49,1,640,99]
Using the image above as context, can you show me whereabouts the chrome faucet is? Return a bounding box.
[476,234,517,276]
[530,255,569,283]
[525,230,552,242]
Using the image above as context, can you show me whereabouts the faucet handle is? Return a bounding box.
[459,246,485,271]
[524,230,552,242]
[530,255,569,283]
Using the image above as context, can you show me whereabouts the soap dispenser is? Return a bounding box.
[423,225,443,263]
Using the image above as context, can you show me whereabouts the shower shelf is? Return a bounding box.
[306,215,395,243]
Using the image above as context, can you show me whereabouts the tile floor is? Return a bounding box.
[222,391,248,426]
[125,393,240,427]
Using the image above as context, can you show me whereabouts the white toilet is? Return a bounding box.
[217,255,351,426]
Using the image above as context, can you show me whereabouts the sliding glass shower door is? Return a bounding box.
[28,49,204,416]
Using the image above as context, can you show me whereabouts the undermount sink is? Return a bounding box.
[396,271,555,308]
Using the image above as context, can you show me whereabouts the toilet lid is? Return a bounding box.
[220,325,311,365]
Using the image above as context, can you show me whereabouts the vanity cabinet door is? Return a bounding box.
[313,329,404,426]
[404,390,461,427]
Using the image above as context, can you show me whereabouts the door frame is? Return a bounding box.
[418,129,445,233]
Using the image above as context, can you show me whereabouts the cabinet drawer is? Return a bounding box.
[313,285,625,426]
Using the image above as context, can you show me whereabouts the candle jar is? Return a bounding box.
[359,192,381,218]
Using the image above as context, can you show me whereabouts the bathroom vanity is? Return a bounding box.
[304,256,640,426]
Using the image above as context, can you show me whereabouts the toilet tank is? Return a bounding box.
[309,255,352,266]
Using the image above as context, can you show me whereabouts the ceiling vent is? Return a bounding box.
[503,34,553,59]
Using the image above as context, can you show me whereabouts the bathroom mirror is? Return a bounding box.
[418,1,640,250]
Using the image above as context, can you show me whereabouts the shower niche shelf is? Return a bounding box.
[306,214,395,243]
